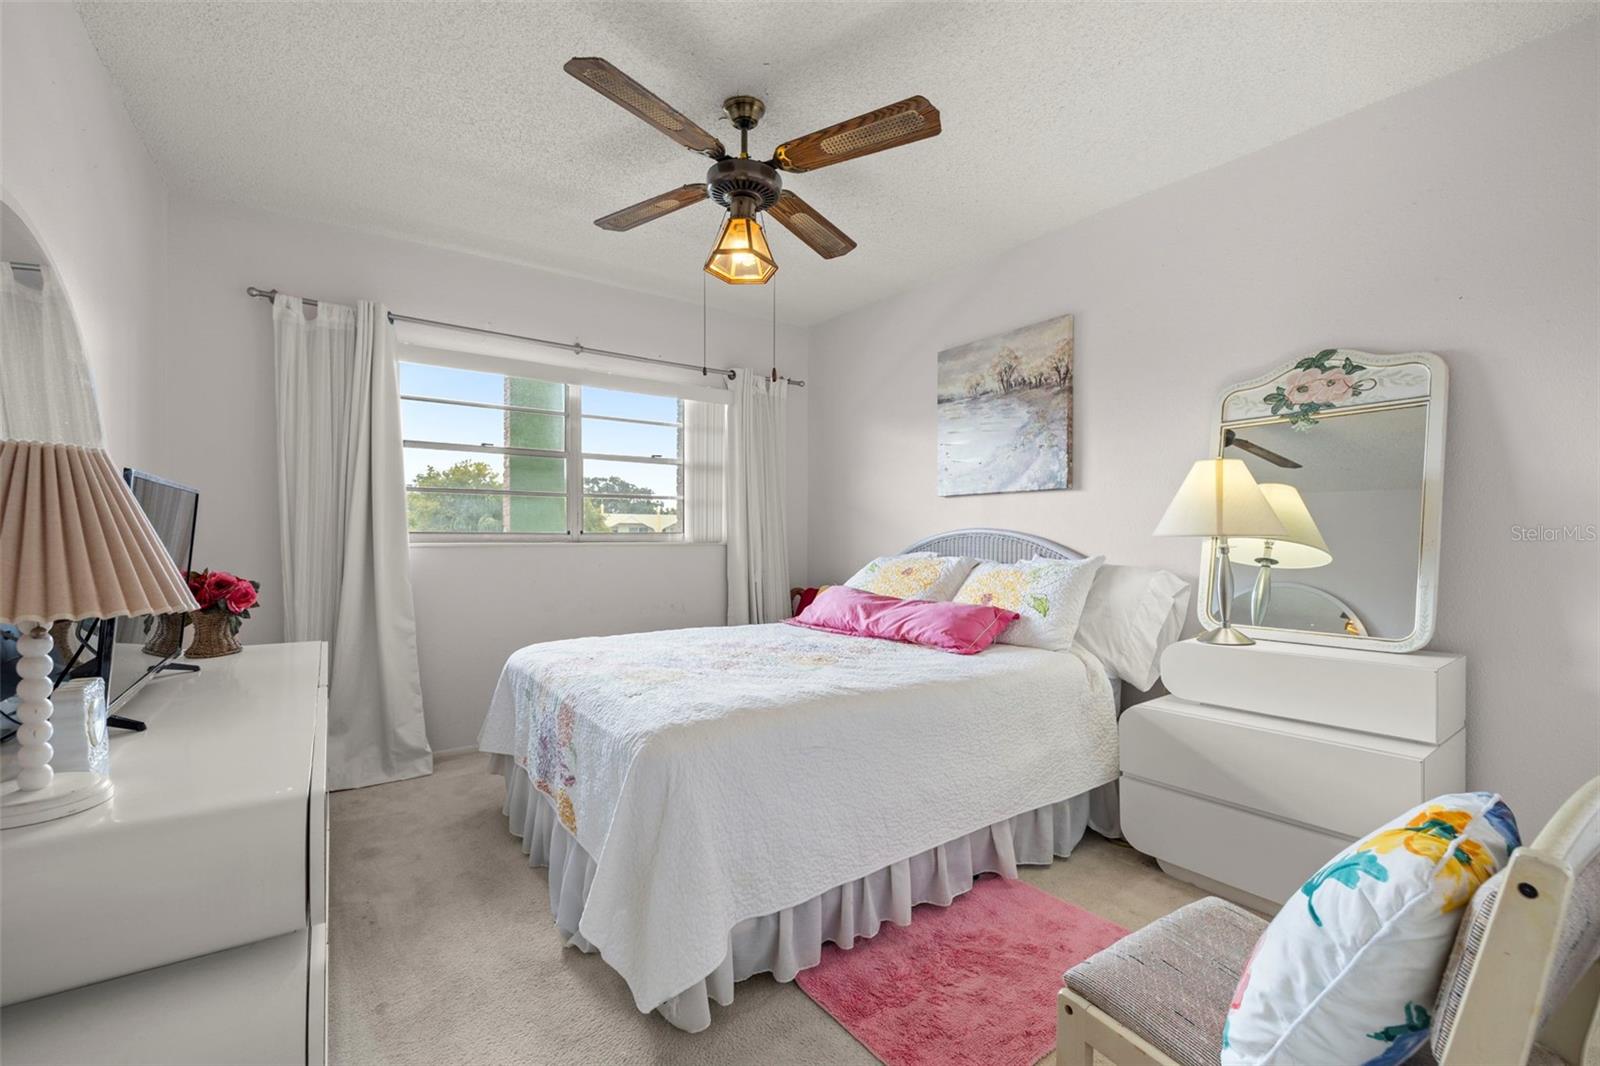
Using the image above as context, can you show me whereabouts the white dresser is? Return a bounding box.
[1121,638,1466,912]
[1,643,329,1065]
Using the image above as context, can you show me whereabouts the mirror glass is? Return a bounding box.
[1202,350,1444,651]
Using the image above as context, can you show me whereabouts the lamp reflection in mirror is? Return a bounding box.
[1154,459,1287,646]
[1226,483,1332,626]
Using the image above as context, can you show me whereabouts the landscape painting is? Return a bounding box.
[937,313,1074,496]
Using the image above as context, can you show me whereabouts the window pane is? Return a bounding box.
[583,497,680,535]
[402,400,563,452]
[506,377,565,412]
[405,448,506,490]
[582,418,680,459]
[507,409,564,452]
[399,363,564,412]
[508,495,566,534]
[405,448,565,495]
[508,455,564,494]
[407,492,505,533]
[582,387,678,423]
[406,492,565,534]
[583,459,679,499]
[399,363,504,405]
[401,399,504,446]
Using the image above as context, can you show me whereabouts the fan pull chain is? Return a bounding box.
[770,220,779,383]
[701,271,708,376]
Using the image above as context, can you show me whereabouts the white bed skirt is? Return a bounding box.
[490,754,1119,1032]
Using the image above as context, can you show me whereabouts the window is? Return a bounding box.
[400,359,703,539]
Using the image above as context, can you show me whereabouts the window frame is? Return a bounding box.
[399,351,700,544]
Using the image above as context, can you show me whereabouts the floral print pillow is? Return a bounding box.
[843,553,977,602]
[951,555,1104,652]
[1222,792,1520,1066]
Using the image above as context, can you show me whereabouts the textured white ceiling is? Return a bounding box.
[77,1,1591,324]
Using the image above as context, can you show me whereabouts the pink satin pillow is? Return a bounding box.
[787,585,1019,655]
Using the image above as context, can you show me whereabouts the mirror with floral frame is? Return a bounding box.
[1199,349,1448,653]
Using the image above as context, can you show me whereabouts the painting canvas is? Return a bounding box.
[937,313,1074,496]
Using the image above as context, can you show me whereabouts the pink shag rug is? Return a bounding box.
[794,875,1127,1066]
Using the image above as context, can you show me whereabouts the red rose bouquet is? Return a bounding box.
[186,569,261,635]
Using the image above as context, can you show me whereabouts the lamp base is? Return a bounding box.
[1,772,113,829]
[1196,625,1256,647]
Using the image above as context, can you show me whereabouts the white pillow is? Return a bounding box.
[1222,792,1521,1066]
[952,555,1104,651]
[843,553,976,601]
[1071,565,1190,690]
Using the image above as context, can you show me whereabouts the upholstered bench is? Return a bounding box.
[1058,778,1600,1066]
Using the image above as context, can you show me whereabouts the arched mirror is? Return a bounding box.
[0,201,102,445]
[1199,349,1448,653]
[1,202,171,740]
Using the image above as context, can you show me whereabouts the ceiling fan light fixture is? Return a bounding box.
[704,202,777,285]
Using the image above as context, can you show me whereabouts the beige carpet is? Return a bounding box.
[329,753,1207,1065]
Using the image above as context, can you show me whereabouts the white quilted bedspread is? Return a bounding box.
[477,622,1118,1013]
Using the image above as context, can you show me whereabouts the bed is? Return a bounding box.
[478,529,1125,1032]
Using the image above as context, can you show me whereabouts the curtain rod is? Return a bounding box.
[244,286,805,388]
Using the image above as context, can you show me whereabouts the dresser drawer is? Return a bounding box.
[1122,697,1465,838]
[1121,777,1351,905]
[1159,639,1464,743]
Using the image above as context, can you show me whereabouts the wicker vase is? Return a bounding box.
[186,610,242,658]
[141,613,185,658]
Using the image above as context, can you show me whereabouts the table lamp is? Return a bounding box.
[1,440,198,828]
[1226,482,1332,625]
[1154,458,1286,646]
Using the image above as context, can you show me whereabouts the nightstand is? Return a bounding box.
[1120,638,1466,912]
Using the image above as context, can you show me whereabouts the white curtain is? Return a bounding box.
[273,295,432,790]
[0,266,103,446]
[725,370,789,624]
[682,399,726,543]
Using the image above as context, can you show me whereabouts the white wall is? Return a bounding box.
[806,22,1598,830]
[160,196,809,750]
[0,2,167,468]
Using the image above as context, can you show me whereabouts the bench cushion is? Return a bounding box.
[1066,896,1267,1066]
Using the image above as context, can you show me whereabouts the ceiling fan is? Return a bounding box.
[564,57,942,284]
[1224,429,1302,469]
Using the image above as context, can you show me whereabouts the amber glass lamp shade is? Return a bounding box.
[704,214,778,285]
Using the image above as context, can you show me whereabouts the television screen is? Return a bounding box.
[103,471,199,707]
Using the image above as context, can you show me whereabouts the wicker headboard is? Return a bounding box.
[901,528,1084,564]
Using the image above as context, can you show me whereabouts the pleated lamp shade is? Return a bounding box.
[0,440,198,626]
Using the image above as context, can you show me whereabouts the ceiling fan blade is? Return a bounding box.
[769,96,941,173]
[564,57,726,159]
[594,184,708,231]
[1225,430,1302,469]
[768,192,856,259]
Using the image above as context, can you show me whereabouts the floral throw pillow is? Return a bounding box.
[951,556,1104,651]
[843,554,977,602]
[1221,792,1521,1066]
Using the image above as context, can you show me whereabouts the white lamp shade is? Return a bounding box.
[0,440,198,625]
[1228,482,1333,569]
[1153,459,1288,539]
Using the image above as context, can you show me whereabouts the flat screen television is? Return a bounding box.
[0,469,199,731]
